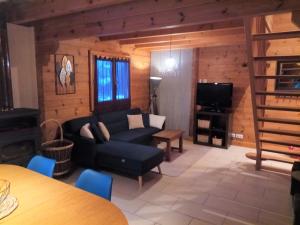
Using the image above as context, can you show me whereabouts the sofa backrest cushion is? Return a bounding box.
[90,123,106,143]
[63,116,97,135]
[127,114,145,129]
[149,114,166,129]
[95,108,142,135]
[80,123,94,139]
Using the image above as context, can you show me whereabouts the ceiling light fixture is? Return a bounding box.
[165,35,176,71]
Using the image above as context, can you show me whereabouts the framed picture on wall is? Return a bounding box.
[275,60,300,91]
[55,54,76,95]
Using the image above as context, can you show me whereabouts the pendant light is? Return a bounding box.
[165,35,176,71]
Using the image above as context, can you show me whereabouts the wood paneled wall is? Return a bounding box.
[36,38,150,139]
[197,45,256,147]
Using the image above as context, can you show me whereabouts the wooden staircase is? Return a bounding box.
[244,16,300,170]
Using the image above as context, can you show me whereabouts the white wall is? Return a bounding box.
[150,49,193,135]
[7,23,38,109]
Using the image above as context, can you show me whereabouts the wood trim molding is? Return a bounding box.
[189,48,199,136]
[0,21,13,108]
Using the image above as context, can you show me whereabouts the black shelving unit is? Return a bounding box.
[193,110,232,149]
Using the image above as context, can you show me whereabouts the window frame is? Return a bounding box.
[94,56,131,113]
[275,60,300,91]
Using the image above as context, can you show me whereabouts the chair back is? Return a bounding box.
[27,155,56,177]
[75,169,113,201]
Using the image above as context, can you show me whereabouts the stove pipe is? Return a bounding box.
[0,18,13,109]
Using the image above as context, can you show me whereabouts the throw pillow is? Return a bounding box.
[98,122,110,141]
[127,114,144,129]
[149,114,166,129]
[80,123,94,139]
[90,123,105,143]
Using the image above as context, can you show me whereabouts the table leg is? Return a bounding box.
[166,141,171,161]
[179,135,183,153]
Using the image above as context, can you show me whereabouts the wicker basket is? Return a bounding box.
[40,119,74,177]
[198,134,209,143]
[212,137,223,146]
[198,120,210,128]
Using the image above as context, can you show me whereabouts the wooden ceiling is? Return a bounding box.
[1,0,300,50]
[2,0,300,44]
[6,0,135,24]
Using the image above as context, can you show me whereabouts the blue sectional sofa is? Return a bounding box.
[62,108,164,187]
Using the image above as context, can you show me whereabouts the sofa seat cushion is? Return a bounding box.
[95,141,164,176]
[110,127,160,144]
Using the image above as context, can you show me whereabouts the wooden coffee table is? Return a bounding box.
[153,130,184,161]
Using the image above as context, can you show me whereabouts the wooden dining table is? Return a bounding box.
[0,164,128,225]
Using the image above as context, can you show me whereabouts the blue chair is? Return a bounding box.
[27,155,56,177]
[75,169,113,201]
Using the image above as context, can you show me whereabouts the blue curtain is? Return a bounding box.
[116,61,129,100]
[96,59,113,102]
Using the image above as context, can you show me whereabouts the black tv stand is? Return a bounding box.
[193,109,232,149]
[202,107,227,113]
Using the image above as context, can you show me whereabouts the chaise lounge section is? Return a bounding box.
[62,108,164,187]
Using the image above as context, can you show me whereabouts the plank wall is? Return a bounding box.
[36,38,150,139]
[197,44,256,147]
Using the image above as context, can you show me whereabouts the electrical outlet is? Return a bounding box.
[236,133,244,139]
[231,133,236,138]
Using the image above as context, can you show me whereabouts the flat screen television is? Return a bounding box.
[197,83,233,110]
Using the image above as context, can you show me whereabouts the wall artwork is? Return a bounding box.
[55,54,76,95]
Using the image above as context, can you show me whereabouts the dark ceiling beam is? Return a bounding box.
[100,20,243,41]
[141,42,244,51]
[134,29,245,49]
[292,10,300,27]
[119,27,244,45]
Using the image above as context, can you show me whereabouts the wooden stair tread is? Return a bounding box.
[257,105,300,111]
[254,55,300,61]
[255,91,300,96]
[259,128,300,137]
[260,138,300,148]
[246,152,300,163]
[252,30,300,40]
[255,75,300,79]
[258,117,300,125]
[261,148,300,156]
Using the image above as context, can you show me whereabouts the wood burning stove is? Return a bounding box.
[0,108,40,166]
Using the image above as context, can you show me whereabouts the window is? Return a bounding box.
[276,61,300,91]
[116,60,130,100]
[96,59,113,102]
[95,57,130,112]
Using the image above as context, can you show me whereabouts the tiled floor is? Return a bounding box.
[61,140,293,225]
